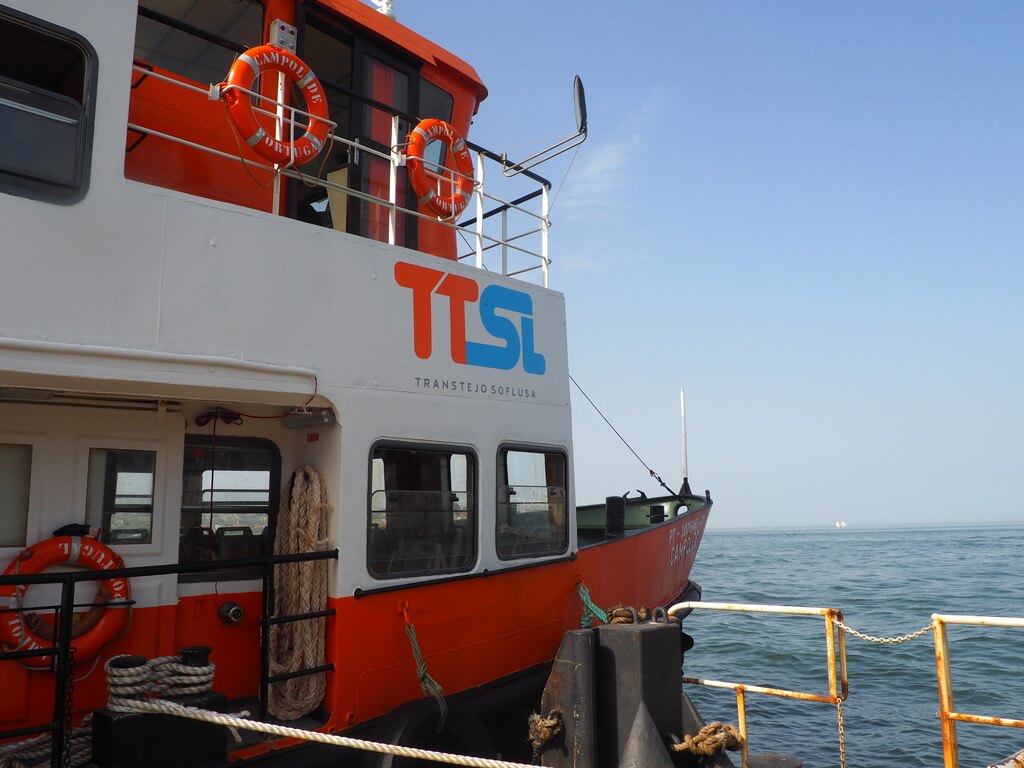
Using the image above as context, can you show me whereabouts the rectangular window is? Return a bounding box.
[418,80,454,170]
[497,449,568,559]
[0,443,32,548]
[179,436,279,565]
[0,9,95,203]
[134,0,264,86]
[85,449,156,545]
[368,445,475,578]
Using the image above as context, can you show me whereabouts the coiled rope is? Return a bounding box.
[105,654,216,711]
[670,721,743,756]
[269,466,331,720]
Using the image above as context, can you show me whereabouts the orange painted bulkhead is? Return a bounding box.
[0,507,707,741]
[125,0,486,260]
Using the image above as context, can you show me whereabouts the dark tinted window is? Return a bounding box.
[0,10,95,203]
[134,0,264,85]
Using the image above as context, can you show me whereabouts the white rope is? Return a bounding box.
[116,698,536,768]
[268,466,331,720]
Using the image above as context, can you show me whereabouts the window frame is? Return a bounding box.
[0,6,97,204]
[495,444,569,561]
[366,440,478,580]
[178,434,281,581]
[0,441,34,549]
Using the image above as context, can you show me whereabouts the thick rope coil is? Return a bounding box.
[670,722,743,756]
[105,654,215,712]
[268,466,331,720]
[527,709,562,763]
[114,698,538,768]
[0,716,92,768]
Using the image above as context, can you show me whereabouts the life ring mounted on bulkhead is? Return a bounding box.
[405,118,475,220]
[223,45,331,166]
[0,536,131,669]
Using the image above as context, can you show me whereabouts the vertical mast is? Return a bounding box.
[680,388,689,489]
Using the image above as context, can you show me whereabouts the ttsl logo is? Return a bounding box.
[395,262,546,375]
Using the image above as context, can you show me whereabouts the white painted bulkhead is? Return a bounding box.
[0,0,576,603]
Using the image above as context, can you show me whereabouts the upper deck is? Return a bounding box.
[0,0,564,410]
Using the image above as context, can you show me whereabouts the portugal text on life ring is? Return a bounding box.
[406,118,475,219]
[0,536,131,669]
[224,45,330,166]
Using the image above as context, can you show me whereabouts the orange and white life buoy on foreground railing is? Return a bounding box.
[223,45,331,166]
[0,536,131,669]
[406,118,475,219]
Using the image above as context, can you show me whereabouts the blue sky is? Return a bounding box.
[396,2,1024,528]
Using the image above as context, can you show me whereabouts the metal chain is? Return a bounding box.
[836,697,846,768]
[62,646,76,768]
[836,620,933,644]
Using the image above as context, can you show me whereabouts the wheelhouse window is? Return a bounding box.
[134,0,264,86]
[0,443,32,548]
[418,79,454,172]
[368,445,475,578]
[179,436,280,565]
[0,9,95,203]
[85,449,156,545]
[497,448,567,559]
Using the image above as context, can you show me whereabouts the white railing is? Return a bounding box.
[128,64,552,286]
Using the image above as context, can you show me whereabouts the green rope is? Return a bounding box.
[577,583,609,628]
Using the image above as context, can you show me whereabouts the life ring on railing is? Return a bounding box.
[0,536,131,669]
[223,45,331,166]
[406,118,475,219]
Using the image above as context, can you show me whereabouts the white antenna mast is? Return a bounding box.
[680,388,689,488]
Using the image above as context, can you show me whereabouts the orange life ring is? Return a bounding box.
[0,536,131,669]
[223,45,330,166]
[406,118,475,219]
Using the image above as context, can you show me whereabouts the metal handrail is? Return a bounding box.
[668,601,849,768]
[932,613,1024,768]
[129,63,554,285]
[0,547,339,768]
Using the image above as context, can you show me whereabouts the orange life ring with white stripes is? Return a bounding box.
[223,45,330,166]
[406,118,475,219]
[0,536,131,669]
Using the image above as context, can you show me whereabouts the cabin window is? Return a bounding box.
[85,449,156,545]
[357,55,411,245]
[418,80,454,171]
[368,445,476,578]
[179,436,280,567]
[0,444,32,548]
[292,12,354,230]
[497,448,568,559]
[0,9,95,203]
[133,0,264,86]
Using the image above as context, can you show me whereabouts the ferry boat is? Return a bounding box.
[0,1,712,766]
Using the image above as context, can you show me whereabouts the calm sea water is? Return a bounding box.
[684,524,1024,768]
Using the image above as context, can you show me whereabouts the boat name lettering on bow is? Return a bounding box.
[668,516,703,567]
[395,262,547,375]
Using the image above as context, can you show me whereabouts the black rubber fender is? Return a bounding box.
[359,698,497,768]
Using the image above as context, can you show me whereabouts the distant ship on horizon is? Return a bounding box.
[835,520,848,528]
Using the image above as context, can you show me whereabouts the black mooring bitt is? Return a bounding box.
[594,622,682,768]
[539,629,596,768]
[538,622,688,768]
[618,702,674,768]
